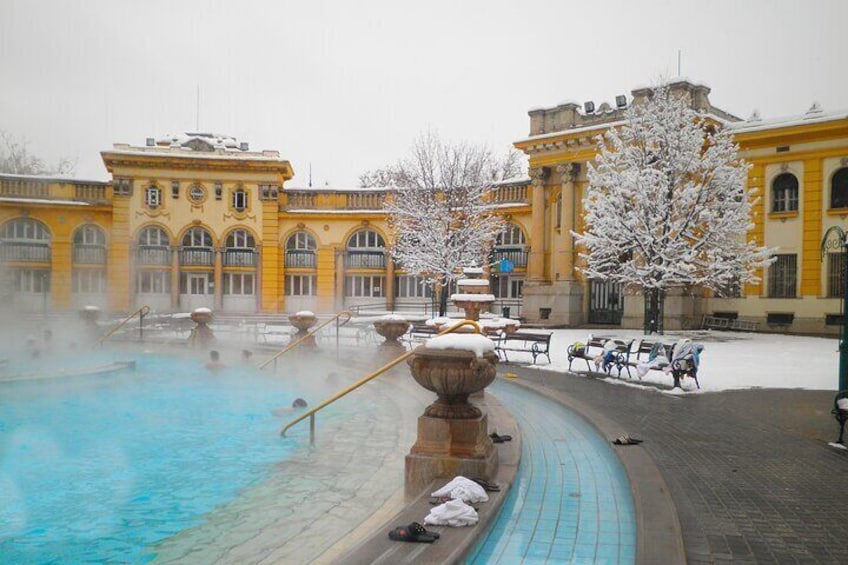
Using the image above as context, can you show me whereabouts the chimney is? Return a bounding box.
[240,142,249,151]
[146,137,155,147]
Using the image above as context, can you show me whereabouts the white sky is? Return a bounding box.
[1,0,846,186]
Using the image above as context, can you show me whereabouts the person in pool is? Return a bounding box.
[204,350,227,371]
[270,397,308,417]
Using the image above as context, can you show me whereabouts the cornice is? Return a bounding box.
[100,152,295,178]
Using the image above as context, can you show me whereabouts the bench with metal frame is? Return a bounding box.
[495,331,553,364]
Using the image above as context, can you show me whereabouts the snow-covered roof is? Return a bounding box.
[285,186,390,192]
[492,175,531,186]
[728,106,848,134]
[0,172,106,184]
[0,197,90,206]
[104,133,286,163]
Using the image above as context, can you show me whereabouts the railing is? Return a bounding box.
[73,245,107,264]
[136,246,171,266]
[285,192,316,209]
[75,184,107,202]
[93,305,151,346]
[492,248,529,267]
[0,242,51,262]
[346,192,385,209]
[223,249,257,267]
[491,184,529,204]
[280,319,482,443]
[0,178,49,198]
[179,247,214,266]
[345,250,386,269]
[258,311,353,370]
[285,249,316,268]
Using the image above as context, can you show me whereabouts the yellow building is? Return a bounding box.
[514,80,848,334]
[2,84,846,335]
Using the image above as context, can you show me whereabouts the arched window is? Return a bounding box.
[772,173,799,213]
[223,229,256,267]
[494,223,527,268]
[182,227,213,248]
[0,218,51,262]
[136,226,171,265]
[73,224,107,264]
[285,231,316,268]
[496,223,526,247]
[833,167,848,209]
[346,229,385,269]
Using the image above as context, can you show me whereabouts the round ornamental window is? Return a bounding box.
[189,184,206,203]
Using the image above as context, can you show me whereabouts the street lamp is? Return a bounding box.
[820,226,848,391]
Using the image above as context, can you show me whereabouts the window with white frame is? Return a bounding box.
[145,185,161,208]
[771,173,799,213]
[73,270,106,293]
[497,223,526,246]
[232,188,248,212]
[138,225,169,247]
[347,229,385,249]
[287,231,316,251]
[768,254,797,298]
[827,252,846,298]
[492,276,523,299]
[136,271,171,294]
[345,275,384,297]
[13,269,50,293]
[395,275,432,298]
[226,229,255,249]
[182,227,213,248]
[113,178,133,196]
[285,274,316,296]
[223,272,255,295]
[1,218,50,242]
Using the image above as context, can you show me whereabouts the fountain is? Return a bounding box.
[289,310,318,346]
[404,330,499,495]
[450,267,495,322]
[189,307,215,347]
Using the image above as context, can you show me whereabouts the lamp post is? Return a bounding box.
[821,226,848,391]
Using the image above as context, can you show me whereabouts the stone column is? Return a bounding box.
[213,248,223,310]
[170,246,180,310]
[527,167,548,281]
[385,254,395,311]
[555,163,580,281]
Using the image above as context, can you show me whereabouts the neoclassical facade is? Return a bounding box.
[1,82,846,335]
[515,80,848,334]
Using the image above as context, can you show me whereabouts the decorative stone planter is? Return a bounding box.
[373,316,411,348]
[404,334,500,496]
[289,311,318,346]
[80,305,101,339]
[408,346,498,419]
[190,307,215,347]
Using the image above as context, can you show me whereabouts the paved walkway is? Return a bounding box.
[504,366,848,564]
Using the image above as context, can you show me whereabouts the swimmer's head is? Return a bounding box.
[209,350,220,361]
[292,398,307,408]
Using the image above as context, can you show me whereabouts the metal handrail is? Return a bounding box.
[280,319,482,441]
[258,311,353,370]
[93,305,151,347]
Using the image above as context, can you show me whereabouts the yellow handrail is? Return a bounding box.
[280,319,481,438]
[93,305,151,347]
[258,311,353,370]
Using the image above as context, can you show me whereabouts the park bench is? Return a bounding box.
[627,339,702,389]
[494,331,553,364]
[832,390,848,444]
[566,335,636,378]
[404,322,439,345]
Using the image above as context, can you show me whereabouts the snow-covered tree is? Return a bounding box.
[574,83,773,333]
[375,131,522,315]
[0,131,75,175]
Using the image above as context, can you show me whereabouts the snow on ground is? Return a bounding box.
[501,328,840,393]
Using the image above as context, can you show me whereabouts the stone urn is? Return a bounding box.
[408,344,498,419]
[80,305,101,337]
[405,333,500,495]
[451,272,495,322]
[373,315,411,348]
[190,307,215,347]
[289,311,318,346]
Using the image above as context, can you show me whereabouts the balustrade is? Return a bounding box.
[0,242,51,262]
[285,250,316,268]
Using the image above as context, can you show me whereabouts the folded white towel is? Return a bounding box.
[424,498,479,527]
[431,476,489,503]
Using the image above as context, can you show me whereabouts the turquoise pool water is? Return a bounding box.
[468,379,636,564]
[0,353,314,564]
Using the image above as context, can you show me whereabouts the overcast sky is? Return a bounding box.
[1,0,846,186]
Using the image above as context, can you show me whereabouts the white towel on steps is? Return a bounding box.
[431,476,489,503]
[424,499,479,527]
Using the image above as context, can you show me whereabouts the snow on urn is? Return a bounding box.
[289,310,318,346]
[372,314,411,348]
[190,307,215,347]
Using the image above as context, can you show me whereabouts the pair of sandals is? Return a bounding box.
[388,521,440,543]
[489,432,512,444]
[471,477,501,492]
[612,435,643,445]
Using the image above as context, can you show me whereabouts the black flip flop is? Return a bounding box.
[471,477,501,492]
[612,435,643,445]
[489,432,513,443]
[408,521,440,539]
[388,523,437,543]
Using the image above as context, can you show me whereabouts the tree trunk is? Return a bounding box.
[439,282,448,316]
[644,288,661,335]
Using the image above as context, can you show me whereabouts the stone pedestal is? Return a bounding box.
[405,413,498,497]
[522,280,585,326]
[289,312,317,347]
[190,308,216,348]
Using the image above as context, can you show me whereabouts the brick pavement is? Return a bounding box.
[505,367,848,564]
